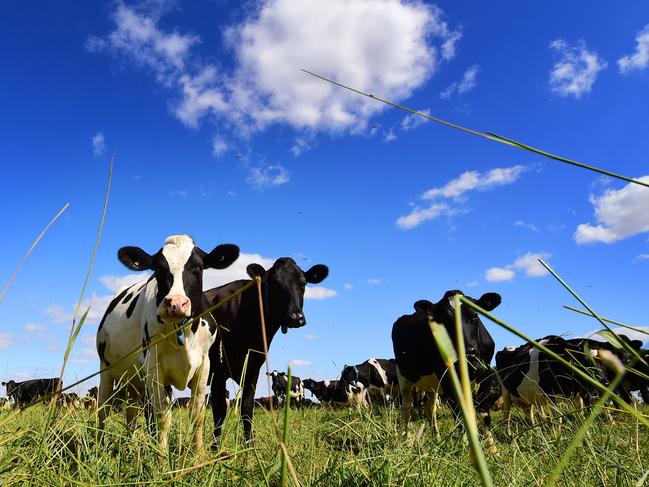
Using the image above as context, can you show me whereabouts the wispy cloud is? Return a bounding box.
[0,333,15,349]
[634,254,649,262]
[618,24,649,74]
[401,109,430,132]
[397,165,527,229]
[246,165,290,189]
[288,359,312,367]
[343,283,354,290]
[92,132,105,156]
[485,251,552,282]
[575,176,649,244]
[440,64,479,99]
[514,220,539,232]
[304,334,319,341]
[549,39,607,98]
[367,278,384,285]
[46,293,114,326]
[99,274,146,293]
[212,137,228,158]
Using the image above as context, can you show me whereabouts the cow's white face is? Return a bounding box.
[117,235,240,326]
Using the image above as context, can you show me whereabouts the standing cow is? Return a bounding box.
[303,378,367,407]
[267,370,304,406]
[2,378,62,407]
[96,235,239,452]
[206,258,328,444]
[392,290,502,434]
[340,358,399,405]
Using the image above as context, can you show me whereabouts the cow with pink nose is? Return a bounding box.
[96,235,239,453]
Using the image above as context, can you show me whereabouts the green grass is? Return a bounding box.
[1,402,647,486]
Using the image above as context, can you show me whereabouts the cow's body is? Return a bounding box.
[267,370,304,405]
[340,358,399,405]
[2,378,62,407]
[303,379,367,407]
[392,290,502,434]
[96,235,239,452]
[496,335,603,429]
[207,258,328,443]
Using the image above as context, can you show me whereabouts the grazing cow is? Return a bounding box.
[206,258,328,443]
[2,378,62,407]
[173,397,191,408]
[496,335,604,431]
[88,386,98,399]
[302,379,367,407]
[392,290,502,434]
[58,392,80,409]
[96,235,239,452]
[81,396,97,410]
[340,359,399,405]
[266,370,304,405]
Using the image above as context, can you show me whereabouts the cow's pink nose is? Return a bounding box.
[164,295,191,316]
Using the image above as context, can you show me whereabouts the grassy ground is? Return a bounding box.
[0,402,647,486]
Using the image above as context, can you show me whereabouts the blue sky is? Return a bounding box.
[1,0,649,398]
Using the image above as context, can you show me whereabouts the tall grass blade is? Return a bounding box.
[0,202,69,303]
[563,305,649,337]
[301,69,649,189]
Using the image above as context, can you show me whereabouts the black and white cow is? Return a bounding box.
[96,235,239,452]
[2,378,62,407]
[302,378,367,407]
[266,370,304,405]
[206,257,328,443]
[340,358,399,405]
[391,290,502,434]
[496,335,604,430]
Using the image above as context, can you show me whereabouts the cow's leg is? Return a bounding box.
[97,372,114,439]
[210,369,228,449]
[241,375,258,442]
[125,383,141,431]
[147,364,172,452]
[397,372,413,434]
[502,389,513,435]
[189,358,210,454]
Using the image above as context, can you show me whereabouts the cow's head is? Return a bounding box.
[246,258,328,332]
[302,378,321,397]
[340,365,363,393]
[1,380,16,394]
[118,235,239,324]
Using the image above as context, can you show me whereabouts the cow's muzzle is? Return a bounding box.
[164,295,191,317]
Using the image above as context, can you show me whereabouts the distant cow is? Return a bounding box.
[88,386,98,399]
[173,397,191,408]
[340,359,399,405]
[58,392,80,408]
[0,397,11,409]
[392,290,502,434]
[303,379,367,407]
[255,396,278,410]
[96,235,239,453]
[267,370,304,405]
[496,335,604,430]
[206,258,328,443]
[2,378,62,407]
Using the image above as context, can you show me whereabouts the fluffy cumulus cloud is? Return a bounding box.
[89,0,460,137]
[485,251,551,282]
[92,132,105,156]
[618,24,649,74]
[99,273,147,292]
[397,165,526,229]
[549,39,607,98]
[305,286,338,300]
[440,64,479,99]
[46,293,115,326]
[575,176,649,244]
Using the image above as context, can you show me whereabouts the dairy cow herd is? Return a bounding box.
[2,236,648,451]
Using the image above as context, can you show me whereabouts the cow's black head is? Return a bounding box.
[340,365,363,393]
[302,378,323,398]
[1,380,16,394]
[247,258,328,332]
[118,235,239,325]
[414,290,501,358]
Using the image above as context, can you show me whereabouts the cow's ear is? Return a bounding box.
[414,300,435,316]
[304,264,329,284]
[204,244,239,269]
[118,246,153,271]
[247,263,267,279]
[477,293,501,311]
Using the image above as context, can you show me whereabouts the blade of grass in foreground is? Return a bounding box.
[0,202,69,303]
[301,69,649,189]
[563,305,649,337]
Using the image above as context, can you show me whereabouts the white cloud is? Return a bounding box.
[575,176,649,244]
[0,333,14,349]
[291,136,314,157]
[343,283,354,290]
[288,359,312,367]
[514,220,539,232]
[212,137,229,158]
[99,273,147,293]
[46,293,115,326]
[80,335,96,346]
[401,109,430,131]
[23,323,47,333]
[440,64,479,99]
[618,24,649,74]
[304,286,337,300]
[304,334,318,341]
[90,1,460,136]
[485,267,515,282]
[383,128,397,142]
[92,132,105,156]
[484,251,551,282]
[367,278,384,285]
[80,347,97,358]
[549,39,607,98]
[246,164,290,189]
[397,165,526,229]
[169,188,189,198]
[71,358,90,365]
[586,327,649,346]
[634,254,649,262]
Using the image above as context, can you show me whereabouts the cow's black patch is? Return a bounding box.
[122,292,133,304]
[98,287,130,332]
[142,338,148,358]
[97,341,109,366]
[144,322,151,344]
[157,315,164,324]
[126,293,139,319]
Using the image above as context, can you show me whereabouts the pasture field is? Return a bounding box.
[0,402,647,486]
